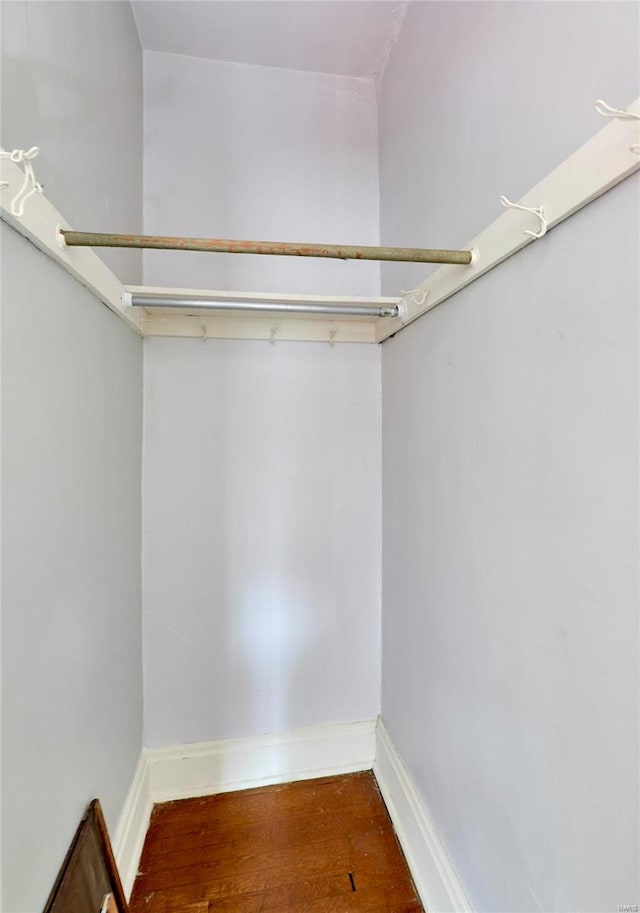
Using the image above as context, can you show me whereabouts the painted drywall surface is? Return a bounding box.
[1,0,143,283]
[382,186,639,912]
[379,4,639,910]
[133,1,400,78]
[1,3,143,908]
[1,227,143,912]
[143,50,380,296]
[378,1,640,298]
[143,338,381,747]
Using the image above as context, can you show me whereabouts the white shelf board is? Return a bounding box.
[129,285,394,342]
[127,285,399,309]
[140,312,380,343]
[0,158,142,335]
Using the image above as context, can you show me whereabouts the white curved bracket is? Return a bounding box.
[594,99,640,121]
[499,195,547,240]
[400,287,430,307]
[0,146,43,216]
[595,100,640,154]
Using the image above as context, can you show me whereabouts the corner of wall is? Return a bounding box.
[373,718,471,913]
[113,751,153,899]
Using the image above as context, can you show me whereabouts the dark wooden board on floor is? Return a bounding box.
[129,771,422,913]
[43,799,129,913]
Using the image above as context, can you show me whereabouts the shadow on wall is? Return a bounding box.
[238,577,318,736]
[142,339,381,749]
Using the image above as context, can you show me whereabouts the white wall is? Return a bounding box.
[1,228,144,912]
[143,338,381,747]
[143,50,380,296]
[1,3,143,910]
[1,0,143,283]
[379,3,639,911]
[378,1,640,299]
[141,48,383,749]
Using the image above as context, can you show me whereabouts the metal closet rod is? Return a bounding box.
[60,230,473,265]
[130,294,399,318]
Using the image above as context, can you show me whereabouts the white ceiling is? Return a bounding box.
[132,1,405,78]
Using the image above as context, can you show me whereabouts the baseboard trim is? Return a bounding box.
[113,718,467,908]
[374,718,471,913]
[112,720,376,896]
[146,719,377,803]
[113,753,153,899]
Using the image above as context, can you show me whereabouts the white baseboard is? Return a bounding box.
[113,753,153,899]
[113,718,468,910]
[111,720,376,896]
[374,718,471,913]
[146,719,377,803]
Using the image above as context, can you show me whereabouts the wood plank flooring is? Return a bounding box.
[129,771,423,913]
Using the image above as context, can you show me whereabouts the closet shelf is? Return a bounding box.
[2,94,637,344]
[127,286,400,343]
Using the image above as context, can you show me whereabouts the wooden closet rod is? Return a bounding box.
[60,230,473,265]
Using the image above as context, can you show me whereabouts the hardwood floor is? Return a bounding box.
[129,771,423,913]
